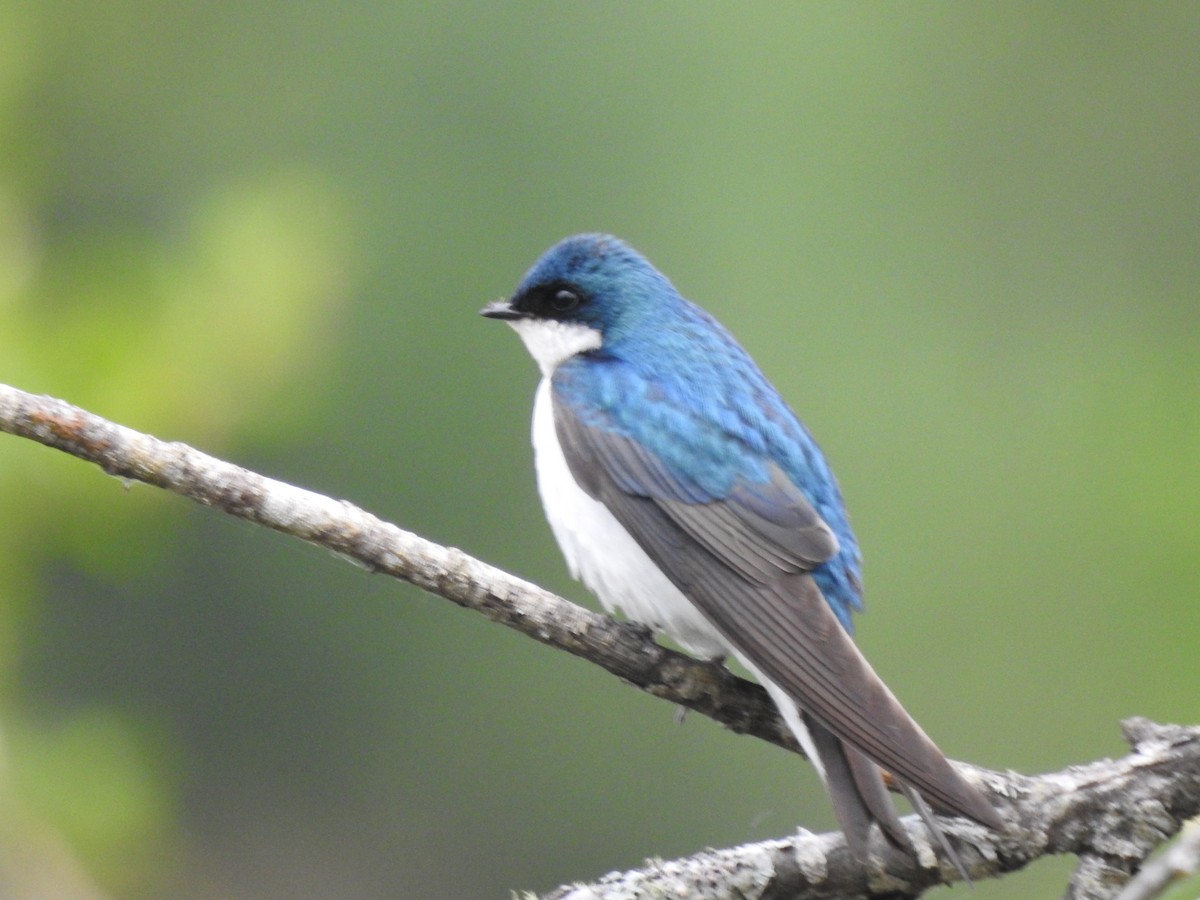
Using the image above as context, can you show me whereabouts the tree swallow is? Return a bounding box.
[481,234,1001,867]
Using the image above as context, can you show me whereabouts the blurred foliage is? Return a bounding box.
[0,4,352,894]
[0,2,1196,898]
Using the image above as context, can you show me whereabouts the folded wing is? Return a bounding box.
[554,389,1000,829]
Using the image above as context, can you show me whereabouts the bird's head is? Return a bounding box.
[481,234,678,375]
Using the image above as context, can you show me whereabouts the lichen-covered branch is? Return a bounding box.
[0,383,791,750]
[546,719,1199,899]
[1114,816,1200,900]
[2,383,1198,899]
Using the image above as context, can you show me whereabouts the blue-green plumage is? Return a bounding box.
[515,233,863,628]
[552,316,864,631]
[482,233,1000,871]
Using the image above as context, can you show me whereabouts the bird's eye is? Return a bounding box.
[550,289,582,313]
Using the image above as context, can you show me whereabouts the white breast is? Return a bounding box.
[530,378,729,659]
[529,376,825,775]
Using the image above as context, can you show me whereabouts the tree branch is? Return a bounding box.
[0,383,789,749]
[1114,815,1200,900]
[543,719,1199,899]
[2,383,1197,899]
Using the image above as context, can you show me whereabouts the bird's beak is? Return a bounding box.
[479,298,522,320]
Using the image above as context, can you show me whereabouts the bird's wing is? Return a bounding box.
[556,393,839,580]
[553,392,1001,828]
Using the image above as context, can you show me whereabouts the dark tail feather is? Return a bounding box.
[804,713,912,860]
[900,782,974,885]
[807,712,977,881]
[845,745,914,851]
[804,713,872,857]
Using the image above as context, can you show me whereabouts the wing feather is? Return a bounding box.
[553,395,1002,829]
[555,396,840,581]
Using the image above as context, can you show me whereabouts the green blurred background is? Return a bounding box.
[0,3,1196,898]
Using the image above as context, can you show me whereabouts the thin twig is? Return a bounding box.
[1113,817,1200,900]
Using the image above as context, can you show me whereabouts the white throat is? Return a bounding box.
[508,318,602,376]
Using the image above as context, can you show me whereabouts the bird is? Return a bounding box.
[480,233,1001,871]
